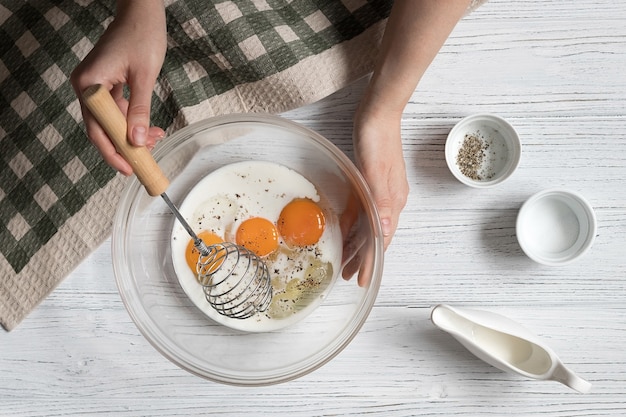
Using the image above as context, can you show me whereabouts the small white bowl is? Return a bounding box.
[445,114,521,188]
[516,189,597,266]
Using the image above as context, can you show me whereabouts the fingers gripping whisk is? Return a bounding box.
[81,84,272,321]
[196,242,273,319]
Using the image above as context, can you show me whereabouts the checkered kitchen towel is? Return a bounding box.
[1,0,485,331]
[0,0,394,331]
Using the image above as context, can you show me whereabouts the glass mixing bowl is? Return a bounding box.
[112,114,383,386]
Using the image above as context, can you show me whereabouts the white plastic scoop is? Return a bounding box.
[430,304,591,393]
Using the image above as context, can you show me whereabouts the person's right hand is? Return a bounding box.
[71,0,168,175]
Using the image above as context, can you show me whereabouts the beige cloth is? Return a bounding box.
[0,0,486,331]
[0,19,387,331]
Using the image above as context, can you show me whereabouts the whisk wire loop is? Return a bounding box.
[197,242,273,319]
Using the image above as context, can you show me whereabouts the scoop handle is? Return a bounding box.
[81,84,169,196]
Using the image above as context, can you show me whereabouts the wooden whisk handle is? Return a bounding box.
[81,84,169,196]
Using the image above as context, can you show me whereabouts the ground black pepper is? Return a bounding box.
[456,133,484,180]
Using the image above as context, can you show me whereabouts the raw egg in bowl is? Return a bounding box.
[112,114,383,386]
[171,160,343,332]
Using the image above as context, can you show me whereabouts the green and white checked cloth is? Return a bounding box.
[1,0,484,330]
[0,0,393,331]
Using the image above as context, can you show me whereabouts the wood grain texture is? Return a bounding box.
[1,0,625,415]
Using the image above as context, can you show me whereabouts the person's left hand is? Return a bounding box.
[339,105,408,285]
[352,105,409,251]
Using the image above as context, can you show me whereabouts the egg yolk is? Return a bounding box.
[277,198,325,247]
[185,231,224,273]
[236,217,279,257]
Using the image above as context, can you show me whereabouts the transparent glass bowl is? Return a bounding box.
[112,114,383,386]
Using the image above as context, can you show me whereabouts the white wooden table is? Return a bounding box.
[2,1,625,415]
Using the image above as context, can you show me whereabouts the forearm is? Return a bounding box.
[361,0,471,117]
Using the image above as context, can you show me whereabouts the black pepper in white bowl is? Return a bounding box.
[445,114,521,188]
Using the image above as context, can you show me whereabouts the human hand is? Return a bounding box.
[352,105,409,251]
[339,191,377,287]
[71,0,168,176]
[338,104,407,286]
[343,0,470,250]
